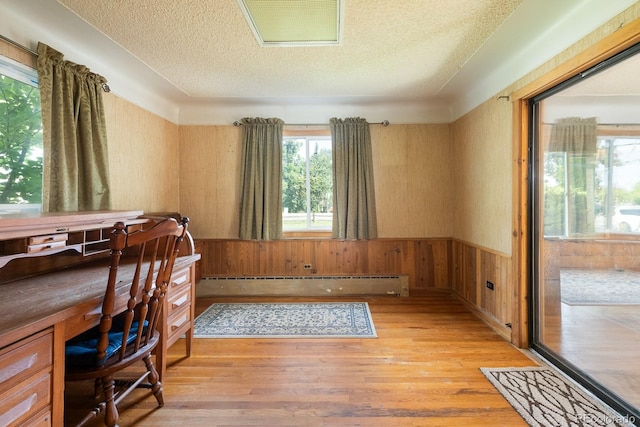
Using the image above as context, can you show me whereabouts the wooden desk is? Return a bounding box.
[0,212,200,426]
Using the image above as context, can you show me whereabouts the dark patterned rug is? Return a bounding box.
[561,269,640,305]
[481,367,633,426]
[193,302,377,338]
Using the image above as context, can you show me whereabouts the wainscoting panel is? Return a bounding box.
[541,237,640,319]
[197,238,451,293]
[451,240,513,340]
[196,238,513,340]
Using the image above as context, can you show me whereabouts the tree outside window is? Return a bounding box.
[282,136,332,230]
[0,58,43,213]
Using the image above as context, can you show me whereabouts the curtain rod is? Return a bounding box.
[0,34,38,56]
[1,34,111,92]
[233,120,390,127]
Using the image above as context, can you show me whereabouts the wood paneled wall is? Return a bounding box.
[197,238,452,292]
[541,237,640,318]
[196,237,513,339]
[451,239,513,340]
[544,238,640,272]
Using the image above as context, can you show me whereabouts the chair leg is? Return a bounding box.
[101,375,120,427]
[143,354,164,407]
[74,402,102,427]
[94,378,103,399]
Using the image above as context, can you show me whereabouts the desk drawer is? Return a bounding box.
[21,407,51,426]
[27,241,67,254]
[27,233,68,254]
[64,288,134,340]
[0,371,51,427]
[28,233,68,246]
[169,267,190,293]
[0,331,53,394]
[168,306,191,337]
[167,285,190,318]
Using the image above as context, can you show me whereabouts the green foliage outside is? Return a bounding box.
[282,139,306,213]
[543,152,567,236]
[0,74,43,205]
[544,187,565,236]
[544,152,596,235]
[282,138,332,229]
[622,183,640,205]
[309,146,332,214]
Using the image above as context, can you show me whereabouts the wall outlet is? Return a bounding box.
[486,280,495,290]
[304,264,312,269]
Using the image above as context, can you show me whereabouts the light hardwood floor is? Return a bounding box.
[65,294,538,426]
[543,303,640,410]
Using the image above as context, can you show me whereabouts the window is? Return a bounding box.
[0,55,43,213]
[543,135,640,235]
[282,132,332,231]
[597,137,640,233]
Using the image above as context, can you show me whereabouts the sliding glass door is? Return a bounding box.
[530,43,640,421]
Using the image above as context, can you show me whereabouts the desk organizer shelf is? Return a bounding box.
[0,210,145,268]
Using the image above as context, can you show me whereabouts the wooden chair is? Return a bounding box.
[65,216,189,427]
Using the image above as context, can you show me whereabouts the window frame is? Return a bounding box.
[282,126,333,237]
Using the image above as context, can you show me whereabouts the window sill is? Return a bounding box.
[282,230,332,239]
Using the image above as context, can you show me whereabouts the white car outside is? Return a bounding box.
[612,205,640,232]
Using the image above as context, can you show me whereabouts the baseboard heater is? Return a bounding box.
[196,275,409,297]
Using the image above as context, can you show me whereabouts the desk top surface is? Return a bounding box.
[0,254,199,347]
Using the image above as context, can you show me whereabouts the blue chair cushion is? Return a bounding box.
[66,320,147,368]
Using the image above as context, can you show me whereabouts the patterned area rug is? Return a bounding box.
[560,269,640,305]
[193,302,377,338]
[481,367,632,426]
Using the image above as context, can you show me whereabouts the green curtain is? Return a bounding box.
[548,117,598,235]
[548,117,597,154]
[238,117,284,240]
[37,42,111,212]
[330,117,377,239]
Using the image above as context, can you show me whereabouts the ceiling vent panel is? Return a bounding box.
[237,0,342,46]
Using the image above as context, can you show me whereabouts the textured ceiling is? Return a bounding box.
[1,0,636,124]
[56,0,522,101]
